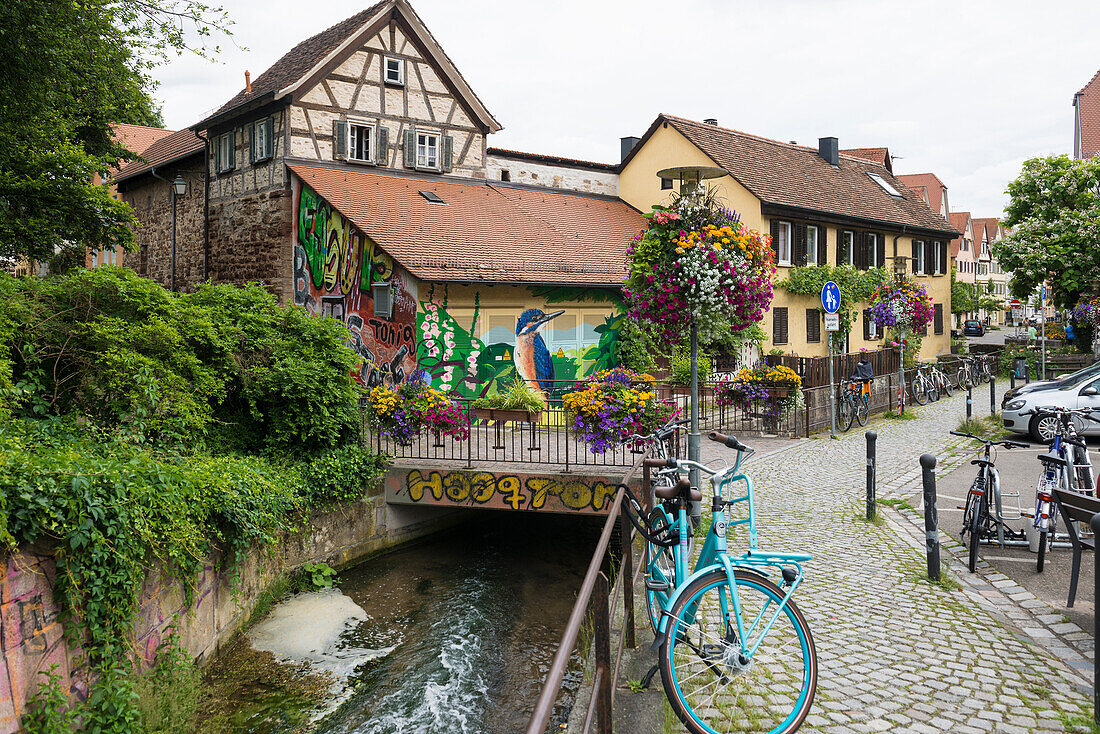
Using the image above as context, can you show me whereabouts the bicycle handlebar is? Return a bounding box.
[949,430,1030,449]
[708,431,752,453]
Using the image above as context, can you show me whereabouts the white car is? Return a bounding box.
[1002,374,1100,441]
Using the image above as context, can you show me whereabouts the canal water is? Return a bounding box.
[215,511,601,733]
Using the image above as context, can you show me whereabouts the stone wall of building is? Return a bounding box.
[486,154,619,196]
[207,186,294,301]
[0,488,463,732]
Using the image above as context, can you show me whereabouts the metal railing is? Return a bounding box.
[525,451,648,734]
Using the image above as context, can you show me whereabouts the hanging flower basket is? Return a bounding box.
[364,370,469,444]
[623,189,775,346]
[868,280,934,333]
[563,368,680,454]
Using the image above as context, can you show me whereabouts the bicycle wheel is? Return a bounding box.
[956,367,970,390]
[967,493,983,573]
[837,396,854,432]
[645,506,677,633]
[855,397,869,427]
[927,377,940,402]
[940,373,954,397]
[912,377,928,405]
[659,570,817,734]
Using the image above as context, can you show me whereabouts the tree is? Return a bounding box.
[995,155,1100,308]
[0,0,232,265]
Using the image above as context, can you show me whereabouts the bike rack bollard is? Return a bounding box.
[1092,512,1100,725]
[921,454,941,581]
[866,431,877,521]
[966,386,973,421]
[990,378,996,416]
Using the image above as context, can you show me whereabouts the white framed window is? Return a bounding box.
[866,233,878,268]
[867,172,902,197]
[349,121,374,162]
[384,57,405,85]
[914,240,925,274]
[216,131,235,172]
[776,221,791,266]
[933,242,942,274]
[842,231,854,266]
[806,225,819,265]
[417,131,440,170]
[251,117,273,162]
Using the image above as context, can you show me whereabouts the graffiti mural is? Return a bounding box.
[294,183,417,386]
[416,284,622,398]
[386,468,624,514]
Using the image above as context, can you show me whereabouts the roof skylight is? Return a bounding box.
[419,190,445,204]
[867,172,902,197]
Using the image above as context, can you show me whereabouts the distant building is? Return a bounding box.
[1074,68,1100,159]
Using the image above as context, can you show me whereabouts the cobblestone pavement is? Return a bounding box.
[655,388,1096,733]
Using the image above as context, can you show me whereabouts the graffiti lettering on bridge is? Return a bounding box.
[400,470,619,514]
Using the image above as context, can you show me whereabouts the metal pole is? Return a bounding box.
[1010,370,1016,391]
[594,572,612,734]
[966,386,973,420]
[828,333,837,437]
[1092,511,1100,725]
[898,331,906,414]
[920,453,941,581]
[1042,300,1047,380]
[619,510,636,649]
[990,378,996,415]
[866,430,877,520]
[689,322,701,523]
[170,188,177,292]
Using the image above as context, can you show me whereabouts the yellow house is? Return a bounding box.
[619,115,960,360]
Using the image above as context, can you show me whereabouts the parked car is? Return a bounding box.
[1027,313,1045,326]
[963,319,985,337]
[1002,373,1100,441]
[1001,361,1100,408]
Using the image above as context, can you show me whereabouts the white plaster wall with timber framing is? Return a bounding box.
[289,19,486,178]
[485,154,619,196]
[208,110,289,202]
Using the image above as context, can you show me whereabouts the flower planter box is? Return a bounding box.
[766,386,791,399]
[473,407,541,424]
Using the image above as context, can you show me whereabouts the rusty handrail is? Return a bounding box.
[525,450,648,734]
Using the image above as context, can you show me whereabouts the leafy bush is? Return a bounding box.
[615,316,658,373]
[472,377,546,413]
[300,444,388,504]
[0,268,362,455]
[671,346,712,386]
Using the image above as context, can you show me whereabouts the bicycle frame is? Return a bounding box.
[652,451,811,662]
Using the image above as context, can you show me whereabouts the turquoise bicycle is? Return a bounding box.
[622,431,817,734]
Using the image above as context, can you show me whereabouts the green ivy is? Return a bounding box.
[778,265,887,340]
[616,316,658,373]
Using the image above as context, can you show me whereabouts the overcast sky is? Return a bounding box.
[152,0,1100,218]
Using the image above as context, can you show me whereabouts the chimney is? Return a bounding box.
[818,136,839,166]
[245,70,252,95]
[703,118,718,126]
[620,136,640,163]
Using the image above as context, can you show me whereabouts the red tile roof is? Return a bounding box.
[112,124,175,157]
[287,163,644,284]
[840,147,891,172]
[896,173,947,219]
[1075,68,1100,158]
[112,129,205,183]
[948,211,971,258]
[650,115,957,236]
[972,217,1000,244]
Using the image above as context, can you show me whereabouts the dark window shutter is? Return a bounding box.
[911,241,919,274]
[248,123,255,164]
[404,127,417,168]
[806,308,820,343]
[773,307,788,345]
[375,125,389,165]
[769,220,779,261]
[818,226,827,266]
[213,135,221,173]
[934,304,944,334]
[876,235,885,271]
[855,233,867,271]
[265,116,274,158]
[333,120,347,160]
[227,131,235,170]
[836,230,844,267]
[792,223,807,266]
[940,242,948,274]
[442,135,454,172]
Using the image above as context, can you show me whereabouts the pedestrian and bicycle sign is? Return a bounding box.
[821,281,840,314]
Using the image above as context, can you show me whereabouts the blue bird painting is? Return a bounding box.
[514,308,564,394]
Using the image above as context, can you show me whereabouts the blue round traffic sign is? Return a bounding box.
[821,281,841,314]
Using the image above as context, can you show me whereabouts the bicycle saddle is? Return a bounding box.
[655,477,702,502]
[1038,453,1069,467]
[970,458,995,468]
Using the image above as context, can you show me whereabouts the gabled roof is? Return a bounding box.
[487,147,618,172]
[287,162,643,284]
[112,129,205,183]
[840,147,892,173]
[631,115,957,236]
[972,217,1000,242]
[948,211,971,258]
[1074,67,1100,158]
[196,0,500,133]
[896,173,948,219]
[112,124,176,157]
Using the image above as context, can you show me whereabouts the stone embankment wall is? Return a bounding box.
[0,486,461,732]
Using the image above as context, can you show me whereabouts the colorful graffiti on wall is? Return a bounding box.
[417,284,622,398]
[294,183,417,386]
[387,469,623,514]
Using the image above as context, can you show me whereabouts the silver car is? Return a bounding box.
[1001,361,1100,406]
[1003,374,1100,441]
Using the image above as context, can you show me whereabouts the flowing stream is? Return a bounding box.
[214,511,600,733]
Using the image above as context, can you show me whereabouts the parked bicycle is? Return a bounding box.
[950,430,1030,572]
[928,361,954,399]
[836,378,870,432]
[622,432,817,734]
[910,363,939,405]
[955,354,991,389]
[1021,406,1099,571]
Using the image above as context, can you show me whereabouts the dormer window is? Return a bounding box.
[385,57,405,86]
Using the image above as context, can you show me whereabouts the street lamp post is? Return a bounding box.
[170,174,187,292]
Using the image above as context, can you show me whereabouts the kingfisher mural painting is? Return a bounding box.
[294,184,622,396]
